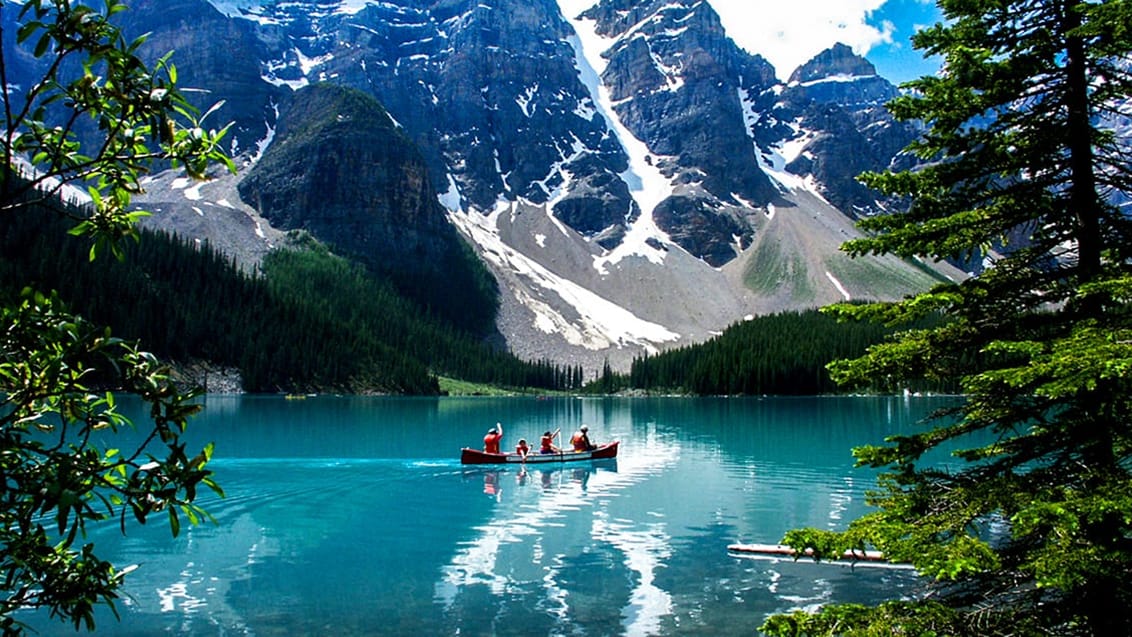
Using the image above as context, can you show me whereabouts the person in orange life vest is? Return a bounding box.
[516,439,530,459]
[540,428,560,454]
[570,425,596,452]
[483,423,504,454]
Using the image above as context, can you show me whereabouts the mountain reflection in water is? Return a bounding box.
[20,395,950,636]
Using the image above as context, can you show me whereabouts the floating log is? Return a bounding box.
[727,543,888,562]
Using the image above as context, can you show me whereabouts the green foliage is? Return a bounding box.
[257,240,556,393]
[770,1,1132,634]
[437,376,563,396]
[237,241,584,393]
[762,601,976,637]
[251,244,439,393]
[616,309,940,395]
[1,0,234,254]
[415,233,499,337]
[1,1,231,632]
[743,241,814,300]
[0,292,223,635]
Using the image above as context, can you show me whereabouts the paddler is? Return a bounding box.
[540,428,560,454]
[570,425,596,451]
[483,422,503,454]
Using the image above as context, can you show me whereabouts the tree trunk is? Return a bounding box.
[1062,3,1101,280]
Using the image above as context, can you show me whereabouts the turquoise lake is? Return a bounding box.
[24,395,956,636]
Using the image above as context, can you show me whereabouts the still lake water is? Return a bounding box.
[26,395,956,636]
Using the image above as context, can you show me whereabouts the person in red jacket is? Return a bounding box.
[483,423,503,454]
[516,439,530,459]
[540,428,560,454]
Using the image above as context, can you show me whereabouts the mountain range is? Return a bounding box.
[3,0,967,375]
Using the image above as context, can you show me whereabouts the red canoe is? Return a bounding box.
[461,441,619,465]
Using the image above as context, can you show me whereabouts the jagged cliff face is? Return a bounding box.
[238,83,499,334]
[5,0,969,372]
[111,0,284,159]
[770,42,918,217]
[231,0,639,250]
[186,0,921,266]
[577,0,780,265]
[238,85,446,262]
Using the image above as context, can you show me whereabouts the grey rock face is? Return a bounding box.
[653,195,748,266]
[581,0,780,265]
[114,0,284,159]
[277,0,639,244]
[237,84,497,332]
[7,0,980,373]
[7,0,936,266]
[771,43,920,217]
[789,42,879,84]
[195,0,794,265]
[238,85,447,251]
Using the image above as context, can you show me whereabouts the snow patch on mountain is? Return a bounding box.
[747,115,828,202]
[172,177,205,201]
[758,154,829,204]
[439,174,464,213]
[207,0,374,19]
[538,134,589,210]
[825,271,851,301]
[790,73,875,88]
[11,157,89,207]
[449,203,681,353]
[737,85,827,201]
[205,1,263,19]
[248,107,279,166]
[559,4,677,275]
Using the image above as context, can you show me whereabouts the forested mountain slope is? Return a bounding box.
[0,200,581,394]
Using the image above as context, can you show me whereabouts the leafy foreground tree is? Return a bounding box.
[1,0,231,633]
[763,1,1132,636]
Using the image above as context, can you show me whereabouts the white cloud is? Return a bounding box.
[556,0,596,19]
[699,1,895,80]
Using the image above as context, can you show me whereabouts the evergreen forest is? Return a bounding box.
[592,309,950,396]
[0,199,585,394]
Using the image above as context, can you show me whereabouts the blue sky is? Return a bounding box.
[710,0,944,84]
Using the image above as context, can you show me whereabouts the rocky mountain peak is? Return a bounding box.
[283,0,641,249]
[574,0,781,265]
[788,42,878,84]
[582,0,721,40]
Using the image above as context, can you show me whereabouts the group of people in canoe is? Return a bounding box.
[483,423,597,459]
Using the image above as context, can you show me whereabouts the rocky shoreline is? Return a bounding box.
[172,362,245,395]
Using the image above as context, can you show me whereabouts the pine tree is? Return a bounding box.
[765,1,1132,635]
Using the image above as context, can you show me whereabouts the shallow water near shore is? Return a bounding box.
[22,395,955,636]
